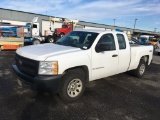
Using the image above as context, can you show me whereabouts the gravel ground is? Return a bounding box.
[0,51,160,120]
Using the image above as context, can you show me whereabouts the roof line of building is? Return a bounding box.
[79,20,131,29]
[79,20,159,33]
[0,8,54,17]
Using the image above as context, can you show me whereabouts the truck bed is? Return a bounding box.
[128,44,153,71]
[130,44,140,47]
[130,44,152,47]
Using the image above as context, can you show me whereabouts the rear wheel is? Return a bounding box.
[46,36,55,43]
[32,39,41,45]
[158,52,160,56]
[133,60,146,78]
[58,69,86,102]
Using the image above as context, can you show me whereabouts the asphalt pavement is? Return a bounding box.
[0,51,160,120]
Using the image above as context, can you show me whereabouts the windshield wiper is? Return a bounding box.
[55,42,62,45]
[65,43,77,47]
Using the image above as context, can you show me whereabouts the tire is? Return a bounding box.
[32,39,41,45]
[60,33,64,38]
[46,36,55,43]
[58,69,86,102]
[133,59,146,78]
[158,52,160,56]
[55,36,60,42]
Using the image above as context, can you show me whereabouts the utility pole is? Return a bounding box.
[113,19,116,26]
[133,19,137,35]
[154,28,157,32]
[134,19,137,30]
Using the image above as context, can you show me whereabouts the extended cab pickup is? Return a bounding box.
[12,30,153,101]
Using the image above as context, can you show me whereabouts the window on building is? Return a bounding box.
[32,24,37,28]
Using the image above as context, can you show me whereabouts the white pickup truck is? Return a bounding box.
[13,30,153,102]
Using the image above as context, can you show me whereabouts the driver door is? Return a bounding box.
[91,33,119,80]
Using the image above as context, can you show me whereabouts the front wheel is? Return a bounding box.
[58,69,86,102]
[60,33,64,38]
[133,60,146,78]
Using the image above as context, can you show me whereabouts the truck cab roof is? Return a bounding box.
[73,29,125,34]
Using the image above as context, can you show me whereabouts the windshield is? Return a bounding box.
[55,31,99,49]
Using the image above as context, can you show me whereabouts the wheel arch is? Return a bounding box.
[63,65,89,84]
[46,35,53,39]
[60,32,65,35]
[140,55,149,65]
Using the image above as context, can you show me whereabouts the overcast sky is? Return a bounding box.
[0,0,160,31]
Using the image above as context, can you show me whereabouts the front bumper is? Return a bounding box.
[12,64,62,93]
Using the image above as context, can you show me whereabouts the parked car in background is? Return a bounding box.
[139,35,152,45]
[139,35,158,48]
[155,40,160,55]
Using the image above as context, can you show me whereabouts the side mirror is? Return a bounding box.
[96,43,110,52]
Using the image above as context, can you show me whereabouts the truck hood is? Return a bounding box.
[16,43,81,61]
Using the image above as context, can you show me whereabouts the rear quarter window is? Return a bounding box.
[117,34,126,49]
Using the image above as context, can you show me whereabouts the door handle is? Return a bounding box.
[112,54,118,57]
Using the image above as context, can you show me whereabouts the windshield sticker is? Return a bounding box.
[83,46,88,49]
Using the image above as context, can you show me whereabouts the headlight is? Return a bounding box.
[38,61,58,75]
